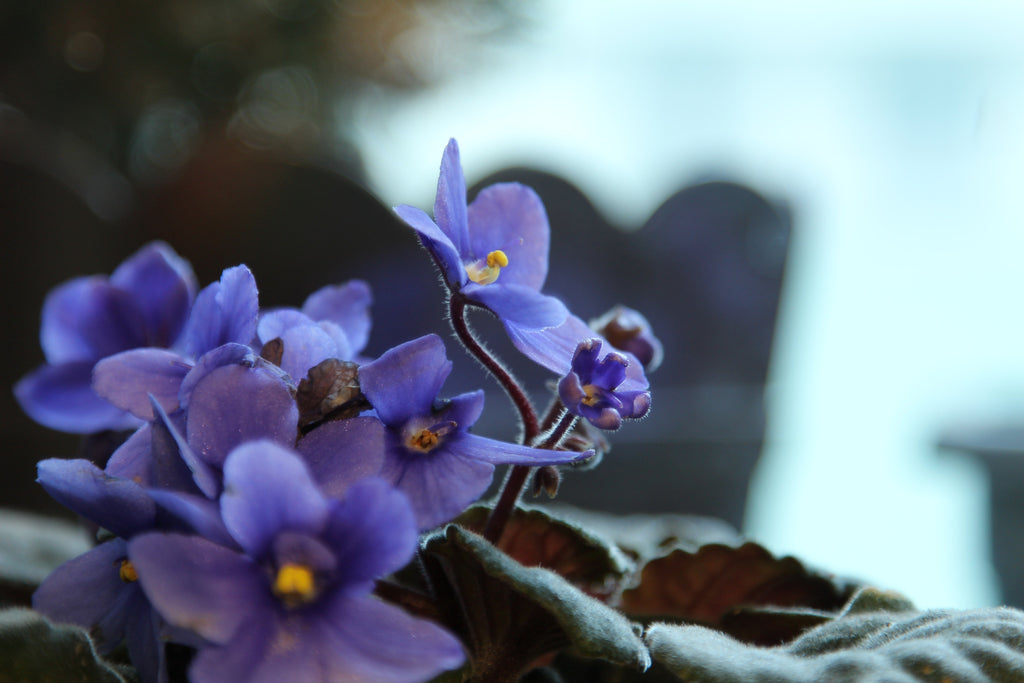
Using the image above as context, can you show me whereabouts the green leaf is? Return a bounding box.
[454,505,634,601]
[646,587,1024,682]
[0,509,91,607]
[0,608,135,682]
[421,525,650,682]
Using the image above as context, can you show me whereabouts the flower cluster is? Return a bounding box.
[17,139,658,682]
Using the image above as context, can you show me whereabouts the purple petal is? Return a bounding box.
[150,397,220,497]
[443,390,485,431]
[220,441,329,558]
[593,353,628,390]
[184,265,259,358]
[319,593,465,681]
[465,284,568,330]
[186,364,298,470]
[358,335,452,426]
[466,183,550,290]
[129,532,271,644]
[505,311,650,391]
[256,309,311,344]
[296,418,387,499]
[504,312,592,375]
[105,423,155,483]
[449,433,587,466]
[570,339,601,381]
[434,138,469,256]
[15,361,139,433]
[37,458,156,538]
[321,478,417,586]
[301,280,373,354]
[394,204,467,288]
[149,490,236,548]
[619,390,652,420]
[276,323,346,382]
[177,343,256,410]
[187,620,277,683]
[33,539,131,634]
[123,598,167,683]
[93,348,191,420]
[40,277,146,364]
[380,447,494,529]
[558,373,587,411]
[110,241,197,348]
[581,404,623,431]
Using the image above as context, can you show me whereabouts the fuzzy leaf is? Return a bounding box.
[0,608,134,682]
[621,542,854,637]
[455,505,634,600]
[646,587,1024,682]
[544,504,741,564]
[422,525,650,682]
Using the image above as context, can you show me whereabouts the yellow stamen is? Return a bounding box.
[409,428,440,451]
[119,559,138,583]
[273,563,316,605]
[582,385,601,407]
[465,250,509,285]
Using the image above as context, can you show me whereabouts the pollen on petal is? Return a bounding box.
[409,428,440,451]
[119,559,138,583]
[274,563,316,605]
[465,250,509,285]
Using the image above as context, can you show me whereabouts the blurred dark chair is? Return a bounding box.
[472,171,792,529]
[940,425,1024,607]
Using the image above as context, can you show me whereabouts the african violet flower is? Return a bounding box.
[590,305,663,373]
[15,241,196,433]
[352,334,589,528]
[33,459,171,683]
[91,265,260,421]
[559,339,651,431]
[394,139,571,356]
[128,441,465,682]
[256,280,373,382]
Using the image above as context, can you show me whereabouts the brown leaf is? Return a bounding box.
[295,358,365,429]
[621,542,853,628]
[456,506,633,602]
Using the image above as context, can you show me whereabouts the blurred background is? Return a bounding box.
[4,0,1024,610]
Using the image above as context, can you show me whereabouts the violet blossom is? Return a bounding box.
[15,242,196,433]
[128,441,465,682]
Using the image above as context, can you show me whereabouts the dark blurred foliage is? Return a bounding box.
[0,0,527,182]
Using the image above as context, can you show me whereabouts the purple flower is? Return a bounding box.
[256,280,373,382]
[352,334,588,528]
[559,339,652,431]
[91,265,260,421]
[128,441,465,683]
[15,242,196,433]
[32,459,169,682]
[590,305,663,373]
[394,139,570,343]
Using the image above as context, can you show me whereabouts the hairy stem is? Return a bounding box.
[447,293,539,442]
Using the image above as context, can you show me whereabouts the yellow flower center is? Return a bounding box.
[465,250,509,285]
[119,559,138,583]
[582,385,602,407]
[409,428,440,451]
[273,563,317,606]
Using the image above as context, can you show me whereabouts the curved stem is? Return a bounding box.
[483,464,531,544]
[536,409,578,450]
[484,411,579,544]
[448,293,539,442]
